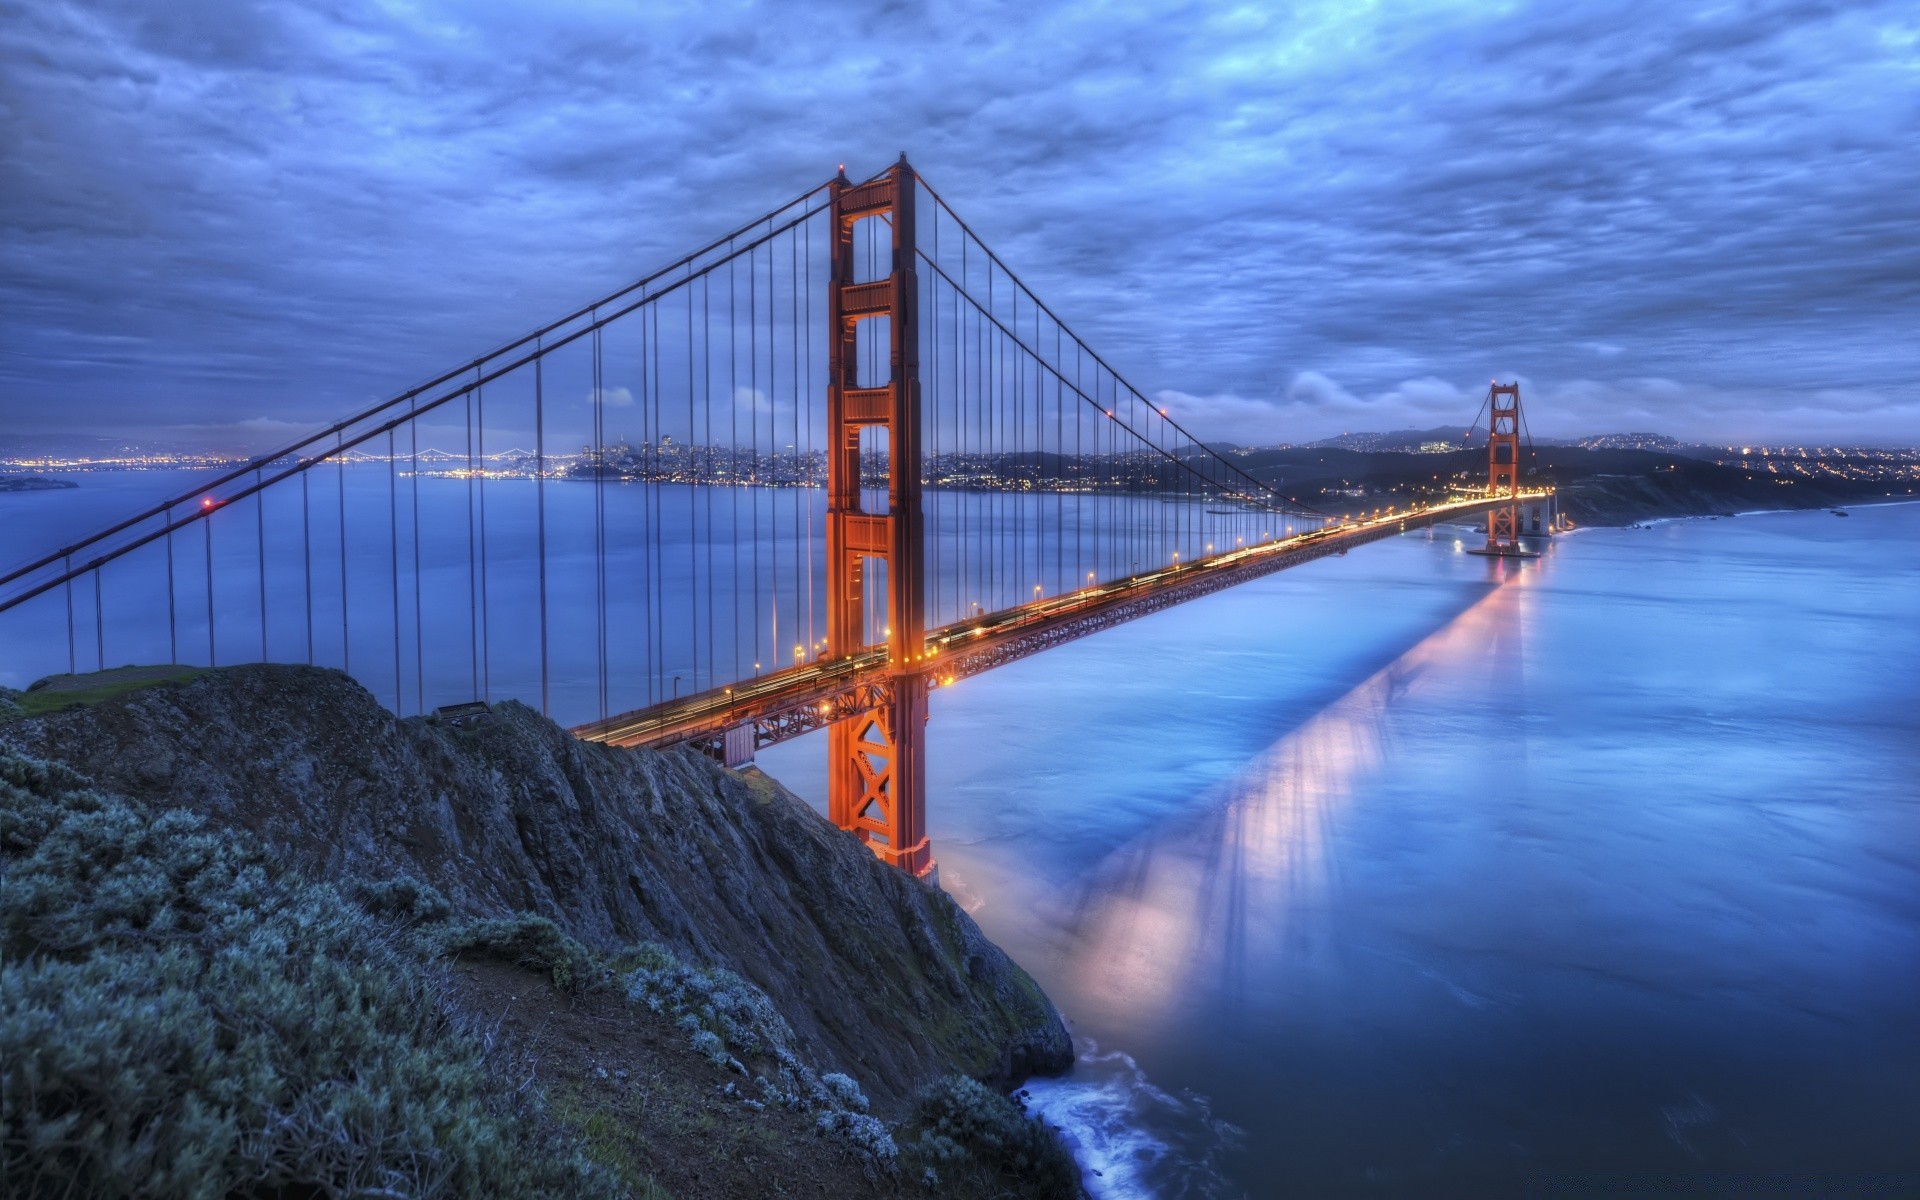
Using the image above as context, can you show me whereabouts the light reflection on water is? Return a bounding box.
[1057,569,1533,1043]
[9,475,1918,1196]
[768,503,1920,1198]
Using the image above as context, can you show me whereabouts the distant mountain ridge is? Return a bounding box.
[1305,426,1492,452]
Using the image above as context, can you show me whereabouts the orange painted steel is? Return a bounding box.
[823,156,933,878]
[1485,382,1524,553]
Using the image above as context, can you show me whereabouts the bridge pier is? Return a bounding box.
[721,724,755,769]
[1519,495,1558,537]
[826,674,930,875]
[823,155,935,880]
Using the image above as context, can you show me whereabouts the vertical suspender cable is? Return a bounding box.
[764,235,773,664]
[651,303,664,703]
[477,382,490,701]
[536,347,550,718]
[641,300,653,704]
[704,273,717,689]
[411,403,423,713]
[64,555,75,675]
[467,388,477,697]
[594,322,608,720]
[790,217,800,668]
[257,467,268,663]
[687,283,699,699]
[206,518,217,667]
[167,520,178,666]
[338,435,349,676]
[803,217,814,659]
[729,251,739,688]
[987,259,996,613]
[924,225,935,626]
[751,238,761,671]
[389,428,402,711]
[302,469,313,664]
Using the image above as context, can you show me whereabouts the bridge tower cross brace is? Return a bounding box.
[1485,382,1524,553]
[824,156,934,879]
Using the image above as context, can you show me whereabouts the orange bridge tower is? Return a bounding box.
[824,155,934,880]
[1482,381,1531,556]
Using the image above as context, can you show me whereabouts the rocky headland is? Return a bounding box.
[0,475,78,492]
[0,664,1081,1199]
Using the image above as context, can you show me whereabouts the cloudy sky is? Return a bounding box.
[2,0,1915,450]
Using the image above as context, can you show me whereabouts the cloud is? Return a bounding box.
[0,0,1914,450]
[588,385,634,408]
[1162,374,1483,443]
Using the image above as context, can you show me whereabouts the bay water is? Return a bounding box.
[5,471,1916,1196]
[765,502,1920,1197]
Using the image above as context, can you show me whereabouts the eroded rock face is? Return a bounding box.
[2,664,1070,1111]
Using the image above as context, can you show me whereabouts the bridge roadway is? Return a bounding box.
[573,492,1549,759]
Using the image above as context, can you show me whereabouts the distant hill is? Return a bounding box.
[0,475,79,492]
[1225,442,1906,524]
[1305,426,1488,452]
[1574,432,1681,451]
[1302,429,1706,455]
[0,433,200,459]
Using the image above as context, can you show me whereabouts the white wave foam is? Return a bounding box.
[1020,1039,1243,1200]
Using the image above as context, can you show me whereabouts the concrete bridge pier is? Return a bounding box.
[1520,494,1558,537]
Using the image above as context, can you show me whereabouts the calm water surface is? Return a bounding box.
[764,503,1920,1198]
[7,475,1917,1196]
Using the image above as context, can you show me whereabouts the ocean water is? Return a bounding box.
[7,473,1917,1196]
[762,503,1920,1197]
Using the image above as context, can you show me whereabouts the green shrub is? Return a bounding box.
[821,1072,869,1114]
[355,873,454,924]
[625,943,800,1066]
[815,1108,899,1171]
[903,1075,1083,1196]
[432,912,604,993]
[0,747,620,1200]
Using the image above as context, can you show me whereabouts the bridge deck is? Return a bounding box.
[572,493,1549,756]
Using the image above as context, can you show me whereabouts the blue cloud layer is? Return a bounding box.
[1,0,1914,446]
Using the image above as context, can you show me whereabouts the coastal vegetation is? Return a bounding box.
[0,667,1083,1198]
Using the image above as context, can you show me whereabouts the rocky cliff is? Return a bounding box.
[1,664,1070,1115]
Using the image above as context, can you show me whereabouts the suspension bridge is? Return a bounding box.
[0,156,1555,880]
